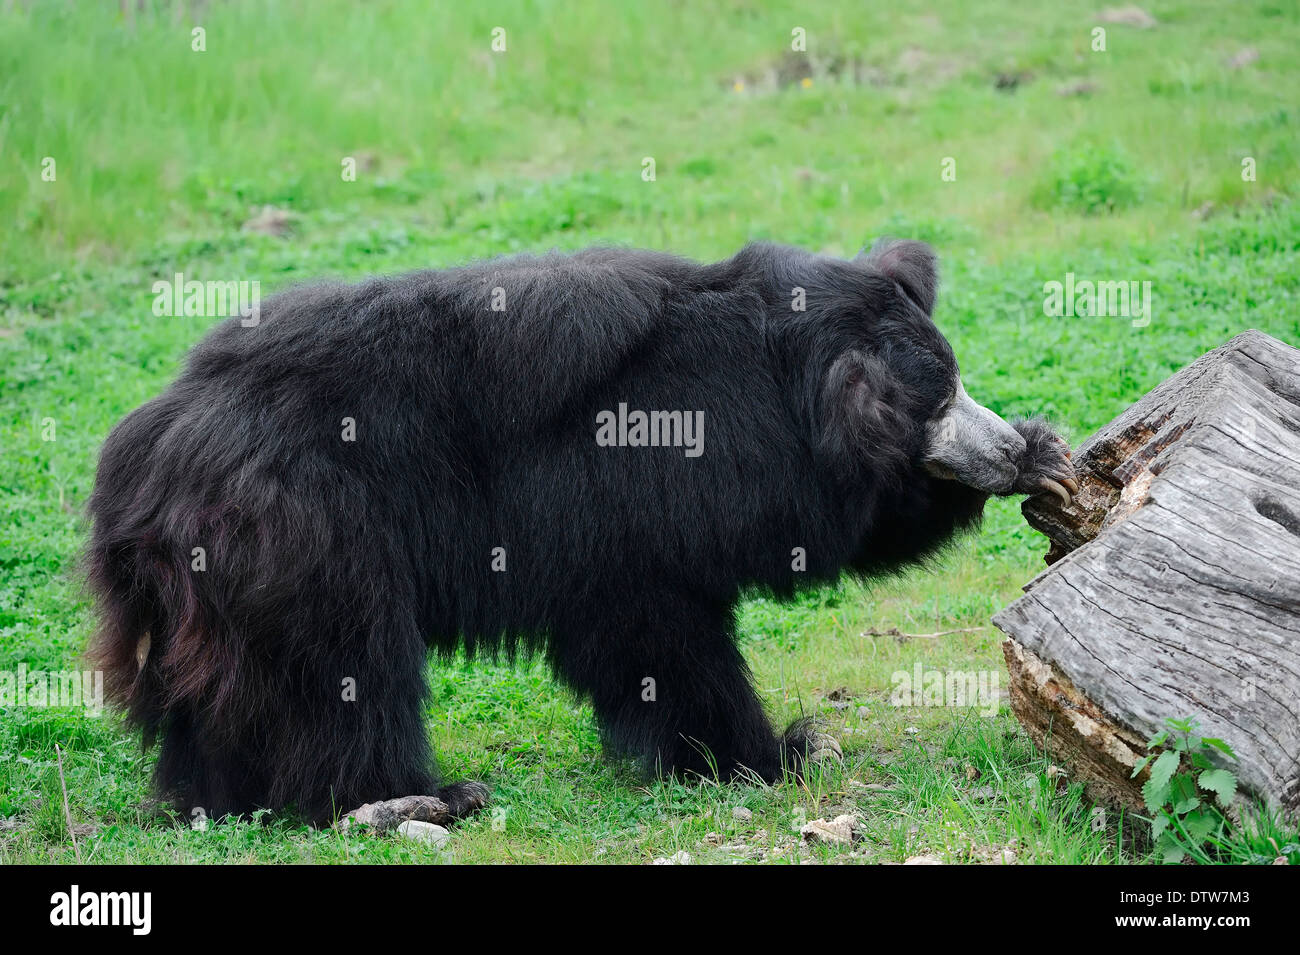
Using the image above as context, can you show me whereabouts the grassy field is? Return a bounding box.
[1,0,1298,864]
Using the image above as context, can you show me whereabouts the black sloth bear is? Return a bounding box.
[86,239,1075,824]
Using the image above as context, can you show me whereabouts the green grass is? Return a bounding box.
[2,0,1298,864]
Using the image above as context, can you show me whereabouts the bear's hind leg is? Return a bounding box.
[297,609,490,826]
[160,595,488,827]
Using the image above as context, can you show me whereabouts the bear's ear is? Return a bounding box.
[857,239,938,314]
[818,349,917,482]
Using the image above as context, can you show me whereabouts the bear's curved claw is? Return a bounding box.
[1038,478,1073,507]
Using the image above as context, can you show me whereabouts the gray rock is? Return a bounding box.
[799,814,860,845]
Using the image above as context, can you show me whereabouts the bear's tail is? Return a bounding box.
[84,530,188,745]
[83,397,201,744]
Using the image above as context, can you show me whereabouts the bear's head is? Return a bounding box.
[854,239,1034,497]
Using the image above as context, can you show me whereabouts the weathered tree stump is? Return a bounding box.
[993,330,1300,816]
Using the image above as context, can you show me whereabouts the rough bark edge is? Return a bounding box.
[1022,329,1294,563]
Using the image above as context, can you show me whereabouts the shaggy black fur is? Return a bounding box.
[86,239,1038,823]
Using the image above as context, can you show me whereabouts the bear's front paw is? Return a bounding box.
[1008,416,1078,506]
[782,717,843,779]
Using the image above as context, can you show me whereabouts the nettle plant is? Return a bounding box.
[1132,717,1239,864]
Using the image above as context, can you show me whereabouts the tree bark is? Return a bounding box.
[993,330,1300,816]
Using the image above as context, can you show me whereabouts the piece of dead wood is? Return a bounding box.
[861,626,987,643]
[995,330,1300,816]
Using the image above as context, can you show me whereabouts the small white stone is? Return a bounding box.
[652,851,692,865]
[396,820,450,847]
[732,807,753,823]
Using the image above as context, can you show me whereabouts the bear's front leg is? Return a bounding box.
[555,595,840,783]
